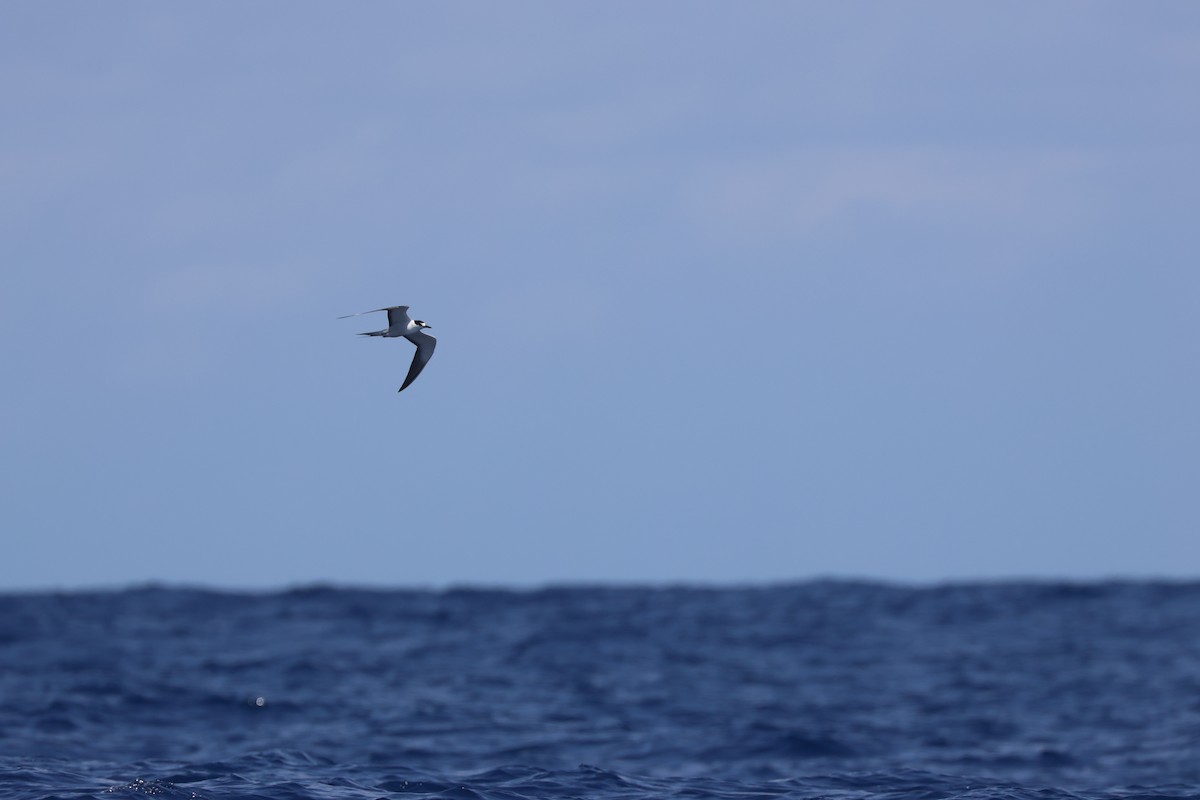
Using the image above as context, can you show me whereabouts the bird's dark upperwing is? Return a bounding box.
[385,306,412,329]
[337,305,406,320]
[399,331,437,392]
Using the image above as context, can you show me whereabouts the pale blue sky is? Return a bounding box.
[2,3,1197,589]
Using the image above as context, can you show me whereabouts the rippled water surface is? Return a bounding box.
[2,582,1199,799]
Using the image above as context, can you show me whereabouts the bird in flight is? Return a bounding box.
[338,305,437,392]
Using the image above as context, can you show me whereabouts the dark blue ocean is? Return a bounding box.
[2,582,1199,799]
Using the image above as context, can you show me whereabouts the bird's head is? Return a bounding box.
[414,320,431,329]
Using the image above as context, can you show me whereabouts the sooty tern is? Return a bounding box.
[338,305,436,392]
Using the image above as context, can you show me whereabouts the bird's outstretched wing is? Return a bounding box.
[399,331,437,392]
[386,306,413,329]
[336,305,409,320]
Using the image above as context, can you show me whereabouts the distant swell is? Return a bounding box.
[2,581,1200,799]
